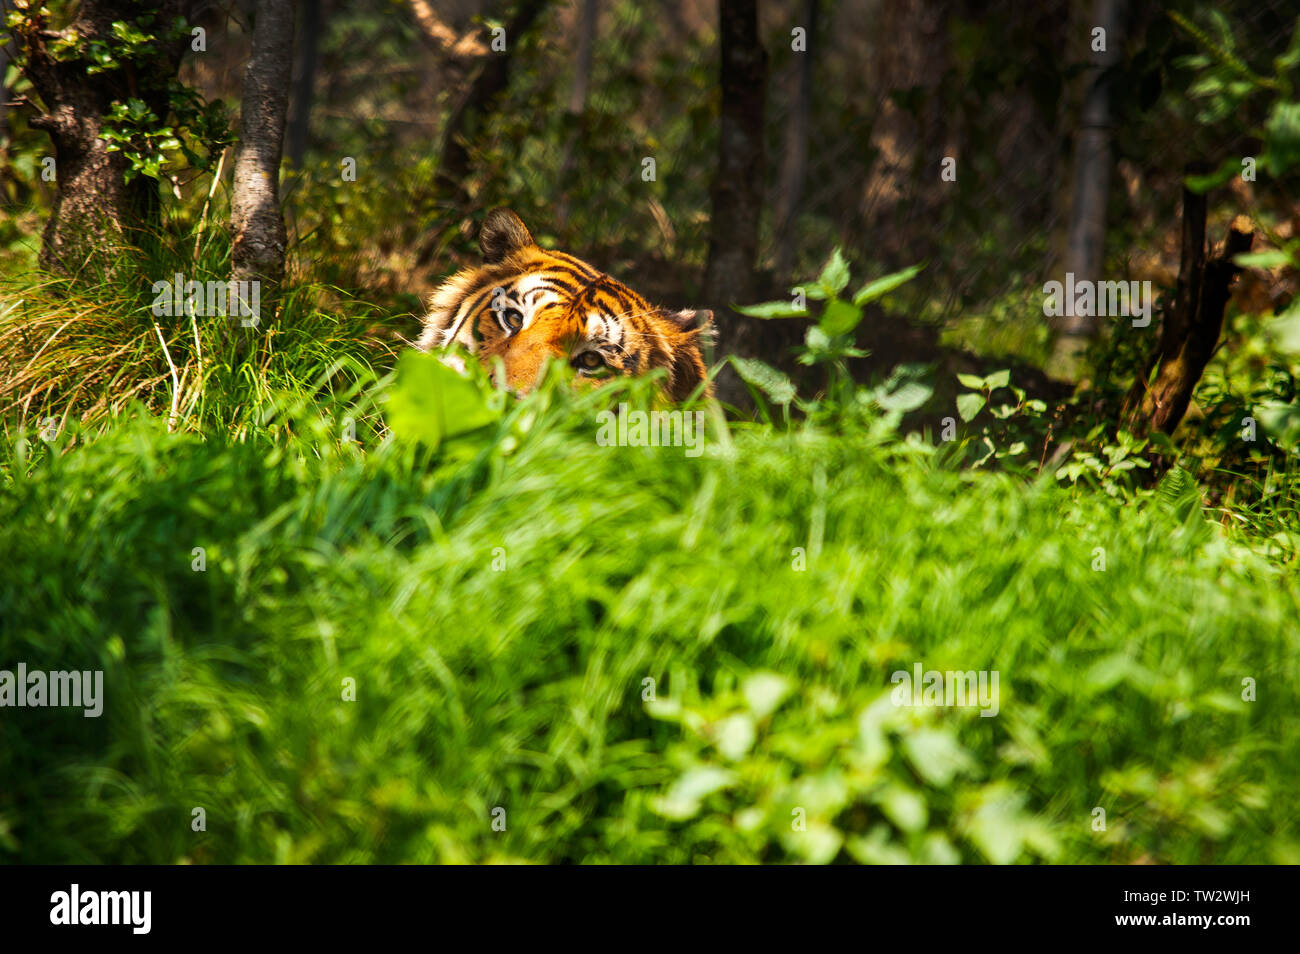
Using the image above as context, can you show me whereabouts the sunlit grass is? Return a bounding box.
[1,366,1296,864]
[0,229,398,443]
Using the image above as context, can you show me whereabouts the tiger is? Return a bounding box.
[416,208,713,402]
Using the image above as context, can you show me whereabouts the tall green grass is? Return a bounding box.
[1,368,1296,864]
[0,226,397,443]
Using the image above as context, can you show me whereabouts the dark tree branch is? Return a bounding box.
[1123,182,1254,438]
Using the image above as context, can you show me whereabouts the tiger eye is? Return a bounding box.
[497,308,523,333]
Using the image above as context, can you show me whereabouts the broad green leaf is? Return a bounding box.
[730,356,796,404]
[800,324,832,360]
[1256,400,1300,446]
[735,299,808,319]
[1233,249,1291,269]
[817,248,851,298]
[984,369,1011,390]
[846,828,913,865]
[852,262,925,307]
[742,672,793,719]
[1266,298,1300,353]
[785,823,843,864]
[875,380,933,412]
[922,833,962,865]
[963,788,1031,864]
[713,714,756,760]
[956,392,985,422]
[819,298,863,336]
[903,730,974,788]
[652,766,736,820]
[387,350,501,447]
[956,373,986,390]
[876,784,928,833]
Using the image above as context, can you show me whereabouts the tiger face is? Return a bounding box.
[417,209,712,401]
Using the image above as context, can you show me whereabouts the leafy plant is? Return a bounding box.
[733,251,928,424]
[953,369,1050,469]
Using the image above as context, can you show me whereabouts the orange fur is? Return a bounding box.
[418,209,712,402]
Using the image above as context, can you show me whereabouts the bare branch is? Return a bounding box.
[408,0,488,58]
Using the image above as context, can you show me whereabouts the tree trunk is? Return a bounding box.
[773,0,816,279]
[1122,179,1253,437]
[859,0,948,267]
[286,0,323,171]
[703,0,767,407]
[555,0,598,227]
[0,12,9,155]
[568,0,597,116]
[231,0,294,295]
[1051,0,1125,373]
[13,0,192,275]
[436,0,550,205]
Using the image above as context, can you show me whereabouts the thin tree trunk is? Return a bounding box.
[231,0,294,296]
[0,2,9,155]
[568,0,597,115]
[286,0,323,171]
[703,0,767,406]
[859,0,947,266]
[773,0,816,279]
[1122,179,1253,437]
[555,0,598,227]
[1052,0,1125,371]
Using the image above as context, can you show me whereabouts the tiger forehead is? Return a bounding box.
[503,261,640,294]
[495,264,650,320]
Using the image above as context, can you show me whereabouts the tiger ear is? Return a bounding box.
[660,308,713,401]
[479,208,536,264]
[667,333,710,402]
[669,308,714,332]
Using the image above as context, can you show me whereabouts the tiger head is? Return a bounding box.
[417,209,712,401]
